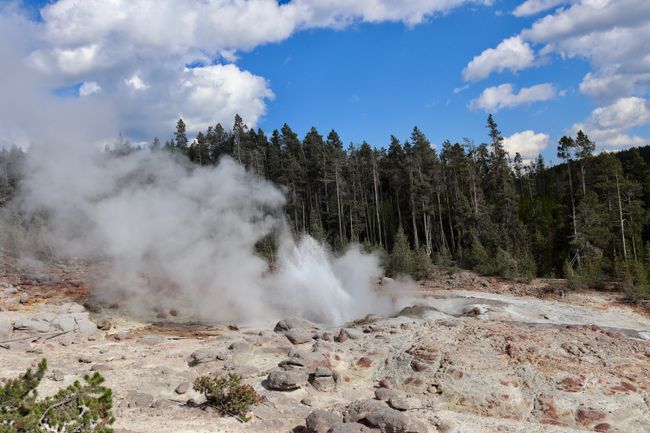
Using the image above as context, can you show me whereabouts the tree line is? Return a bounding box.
[2,114,650,298]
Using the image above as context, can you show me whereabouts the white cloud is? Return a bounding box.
[470,83,559,112]
[0,0,493,144]
[513,0,575,17]
[179,65,274,132]
[572,96,650,149]
[463,36,536,81]
[125,74,149,91]
[79,81,101,96]
[502,130,550,159]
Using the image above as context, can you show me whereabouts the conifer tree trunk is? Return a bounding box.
[335,165,343,245]
[567,161,581,267]
[373,156,382,247]
[615,171,627,260]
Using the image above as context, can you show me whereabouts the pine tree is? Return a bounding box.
[175,118,188,153]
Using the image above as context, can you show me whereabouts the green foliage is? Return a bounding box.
[615,259,650,300]
[387,226,414,277]
[413,247,433,280]
[254,233,277,263]
[0,359,114,433]
[193,373,262,421]
[565,258,606,291]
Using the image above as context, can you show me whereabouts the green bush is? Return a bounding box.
[565,257,606,291]
[387,226,414,277]
[412,246,433,280]
[615,259,650,300]
[0,359,114,433]
[193,373,262,421]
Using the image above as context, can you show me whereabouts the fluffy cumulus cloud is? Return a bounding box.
[513,0,575,17]
[79,81,101,97]
[463,36,536,82]
[464,0,650,149]
[502,130,550,160]
[470,83,559,112]
[473,0,650,102]
[0,0,492,145]
[572,97,650,149]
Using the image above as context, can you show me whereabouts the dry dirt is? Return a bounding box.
[1,263,649,433]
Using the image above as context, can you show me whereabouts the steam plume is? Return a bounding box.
[14,142,392,325]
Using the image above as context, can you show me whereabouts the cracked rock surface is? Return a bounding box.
[1,269,649,433]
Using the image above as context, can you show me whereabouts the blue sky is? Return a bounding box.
[3,0,650,163]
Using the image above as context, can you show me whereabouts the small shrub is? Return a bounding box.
[193,373,262,421]
[615,259,650,300]
[412,246,433,280]
[0,358,114,433]
[565,257,605,291]
[387,226,415,277]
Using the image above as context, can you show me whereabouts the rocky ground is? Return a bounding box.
[1,263,649,433]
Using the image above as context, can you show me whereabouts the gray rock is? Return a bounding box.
[310,375,337,392]
[228,340,250,351]
[345,328,364,340]
[189,349,214,365]
[266,369,308,391]
[78,355,93,363]
[90,364,111,372]
[436,420,458,433]
[375,387,398,401]
[13,318,51,333]
[274,318,316,332]
[175,382,190,394]
[286,329,314,344]
[51,315,76,333]
[388,397,409,411]
[126,391,154,408]
[50,369,65,382]
[365,409,427,433]
[343,399,386,423]
[286,350,329,372]
[19,293,30,304]
[75,318,98,336]
[315,367,333,377]
[96,318,112,331]
[305,409,340,433]
[328,422,373,433]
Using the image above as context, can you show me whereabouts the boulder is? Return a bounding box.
[175,382,190,395]
[51,315,76,333]
[189,349,215,365]
[126,391,154,409]
[365,409,427,433]
[97,318,112,331]
[388,397,409,411]
[75,318,98,336]
[328,423,373,433]
[285,329,314,345]
[305,409,340,433]
[375,387,398,401]
[274,318,316,332]
[13,318,51,333]
[266,369,308,391]
[343,399,386,423]
[228,340,250,352]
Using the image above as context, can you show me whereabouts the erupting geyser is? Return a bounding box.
[14,142,393,325]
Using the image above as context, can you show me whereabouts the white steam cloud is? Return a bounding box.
[15,141,391,325]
